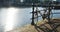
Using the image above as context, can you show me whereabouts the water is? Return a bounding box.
[0,7,60,32]
[0,7,32,32]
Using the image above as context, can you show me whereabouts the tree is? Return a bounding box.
[33,0,39,3]
[24,0,32,3]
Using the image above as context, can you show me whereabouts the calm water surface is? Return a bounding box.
[0,7,60,32]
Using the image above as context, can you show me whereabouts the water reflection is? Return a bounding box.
[0,7,32,32]
[0,7,60,32]
[5,7,19,31]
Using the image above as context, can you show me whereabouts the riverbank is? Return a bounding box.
[7,19,60,32]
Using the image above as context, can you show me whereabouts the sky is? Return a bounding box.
[53,0,56,1]
[20,0,23,2]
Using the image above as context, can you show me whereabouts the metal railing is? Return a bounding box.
[30,4,60,32]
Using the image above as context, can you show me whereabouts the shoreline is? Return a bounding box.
[7,19,60,32]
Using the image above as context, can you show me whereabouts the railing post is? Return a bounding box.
[47,2,51,22]
[31,3,35,25]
